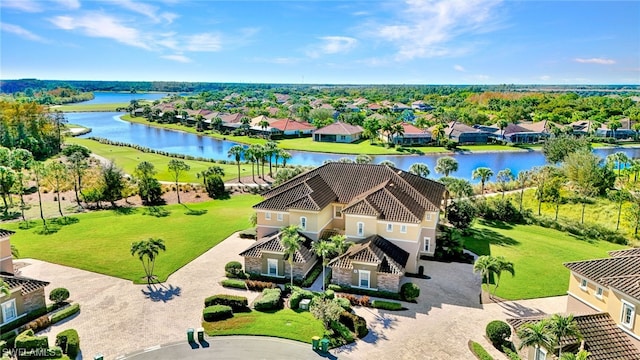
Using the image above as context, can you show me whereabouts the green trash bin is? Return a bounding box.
[187,328,195,343]
[320,338,330,353]
[197,327,205,342]
[311,336,320,350]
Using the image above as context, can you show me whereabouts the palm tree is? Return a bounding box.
[379,160,396,167]
[560,350,591,360]
[311,240,336,291]
[245,145,259,182]
[167,159,190,204]
[66,152,88,208]
[45,161,68,218]
[259,120,270,138]
[435,156,458,177]
[472,167,494,195]
[10,148,34,220]
[32,161,47,232]
[517,320,554,357]
[241,117,251,131]
[130,238,167,283]
[497,119,509,140]
[608,119,622,139]
[0,166,16,216]
[227,145,244,182]
[281,225,303,287]
[473,255,497,295]
[279,150,292,169]
[211,116,223,131]
[492,256,515,296]
[549,314,582,358]
[517,170,531,213]
[409,163,430,178]
[264,141,278,177]
[329,234,352,256]
[431,124,446,146]
[496,168,515,198]
[355,154,372,164]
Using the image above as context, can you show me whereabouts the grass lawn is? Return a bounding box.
[65,137,257,183]
[54,103,128,112]
[3,195,261,283]
[464,221,627,300]
[202,308,325,343]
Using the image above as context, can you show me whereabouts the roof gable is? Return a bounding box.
[0,274,49,295]
[313,122,364,135]
[239,231,315,263]
[328,235,409,274]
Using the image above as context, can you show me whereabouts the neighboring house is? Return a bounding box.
[218,113,247,129]
[508,313,640,360]
[313,122,364,143]
[431,121,491,144]
[493,123,549,144]
[274,93,290,104]
[380,122,432,145]
[268,119,315,136]
[392,103,411,112]
[594,118,637,139]
[564,248,640,349]
[0,230,49,327]
[411,101,433,111]
[247,162,446,292]
[239,231,317,280]
[569,120,592,136]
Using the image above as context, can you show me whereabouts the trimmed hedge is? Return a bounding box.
[339,311,368,339]
[0,306,47,334]
[50,303,80,324]
[224,261,244,278]
[221,279,247,289]
[203,305,233,322]
[22,315,50,333]
[299,261,323,287]
[254,288,282,311]
[55,329,80,359]
[330,320,354,344]
[486,320,511,348]
[401,282,420,301]
[14,329,48,352]
[334,297,351,311]
[371,300,403,311]
[328,284,402,301]
[204,295,248,312]
[469,340,494,360]
[49,288,70,305]
[246,279,276,291]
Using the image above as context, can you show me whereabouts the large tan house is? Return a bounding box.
[243,162,446,292]
[564,248,640,350]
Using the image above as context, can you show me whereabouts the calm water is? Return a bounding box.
[66,111,640,182]
[80,92,169,105]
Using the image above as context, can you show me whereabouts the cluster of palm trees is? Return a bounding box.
[516,314,589,360]
[280,225,352,290]
[473,255,515,298]
[130,238,166,283]
[226,142,292,183]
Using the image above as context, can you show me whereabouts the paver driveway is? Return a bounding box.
[19,234,567,360]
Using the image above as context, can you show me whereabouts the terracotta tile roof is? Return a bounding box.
[239,231,315,263]
[0,274,49,295]
[219,113,245,124]
[254,163,445,222]
[564,255,640,285]
[508,313,640,360]
[0,229,15,237]
[518,120,553,133]
[400,122,430,135]
[328,235,409,275]
[608,247,640,257]
[313,122,363,135]
[601,274,640,299]
[269,119,315,132]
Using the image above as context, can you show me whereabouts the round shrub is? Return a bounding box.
[324,289,335,300]
[225,261,243,278]
[486,320,511,348]
[401,282,420,301]
[49,288,70,305]
[203,305,233,322]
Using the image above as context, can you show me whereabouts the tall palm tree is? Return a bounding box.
[259,120,270,138]
[311,240,336,291]
[130,238,167,283]
[279,150,292,169]
[496,168,515,198]
[409,163,430,178]
[281,225,303,287]
[473,255,497,295]
[517,320,554,356]
[264,141,278,177]
[435,156,458,177]
[517,170,531,213]
[549,314,582,358]
[245,145,258,183]
[167,159,190,204]
[227,145,245,182]
[472,167,494,196]
[492,256,515,296]
[329,234,352,256]
[431,124,446,146]
[10,148,34,220]
[31,161,47,232]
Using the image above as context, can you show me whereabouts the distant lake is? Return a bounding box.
[66,112,640,182]
[79,92,169,105]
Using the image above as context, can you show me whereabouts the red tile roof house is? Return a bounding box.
[268,119,315,136]
[379,122,432,145]
[313,122,364,143]
[242,163,447,292]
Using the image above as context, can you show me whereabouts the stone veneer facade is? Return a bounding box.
[244,256,312,280]
[331,268,401,292]
[22,288,46,314]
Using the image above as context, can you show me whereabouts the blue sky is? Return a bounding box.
[1,0,638,84]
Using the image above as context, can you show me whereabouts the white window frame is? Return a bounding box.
[357,222,364,237]
[267,258,278,276]
[424,237,431,252]
[534,346,547,360]
[358,270,370,288]
[300,216,307,231]
[1,299,17,323]
[621,300,635,329]
[386,223,393,232]
[277,213,283,222]
[426,213,432,221]
[595,286,603,299]
[265,212,271,220]
[580,278,588,291]
[400,225,407,233]
[334,206,343,219]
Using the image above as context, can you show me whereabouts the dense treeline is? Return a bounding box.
[0,101,64,159]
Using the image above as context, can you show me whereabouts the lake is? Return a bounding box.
[80,92,170,105]
[66,111,640,182]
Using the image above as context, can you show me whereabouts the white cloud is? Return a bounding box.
[250,57,301,65]
[184,33,222,52]
[371,0,503,60]
[353,11,369,16]
[1,0,42,12]
[108,0,178,23]
[307,36,358,58]
[50,13,151,50]
[1,23,47,42]
[161,54,191,63]
[454,64,465,72]
[539,75,551,81]
[54,0,81,9]
[574,57,616,65]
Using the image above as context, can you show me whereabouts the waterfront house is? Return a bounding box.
[431,121,491,144]
[313,122,364,143]
[379,122,432,145]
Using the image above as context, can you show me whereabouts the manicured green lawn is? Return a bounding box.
[464,221,627,300]
[54,103,128,112]
[65,137,257,183]
[4,196,261,283]
[202,309,325,343]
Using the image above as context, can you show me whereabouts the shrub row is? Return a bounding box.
[55,329,80,359]
[330,320,354,344]
[254,288,282,311]
[299,262,323,287]
[14,329,48,352]
[339,311,368,339]
[204,295,248,312]
[469,340,494,360]
[203,305,233,322]
[336,293,371,307]
[0,307,47,334]
[246,279,276,291]
[50,303,80,324]
[289,288,314,310]
[21,315,50,333]
[371,300,403,311]
[221,279,247,289]
[334,297,351,311]
[247,272,289,285]
[327,284,402,301]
